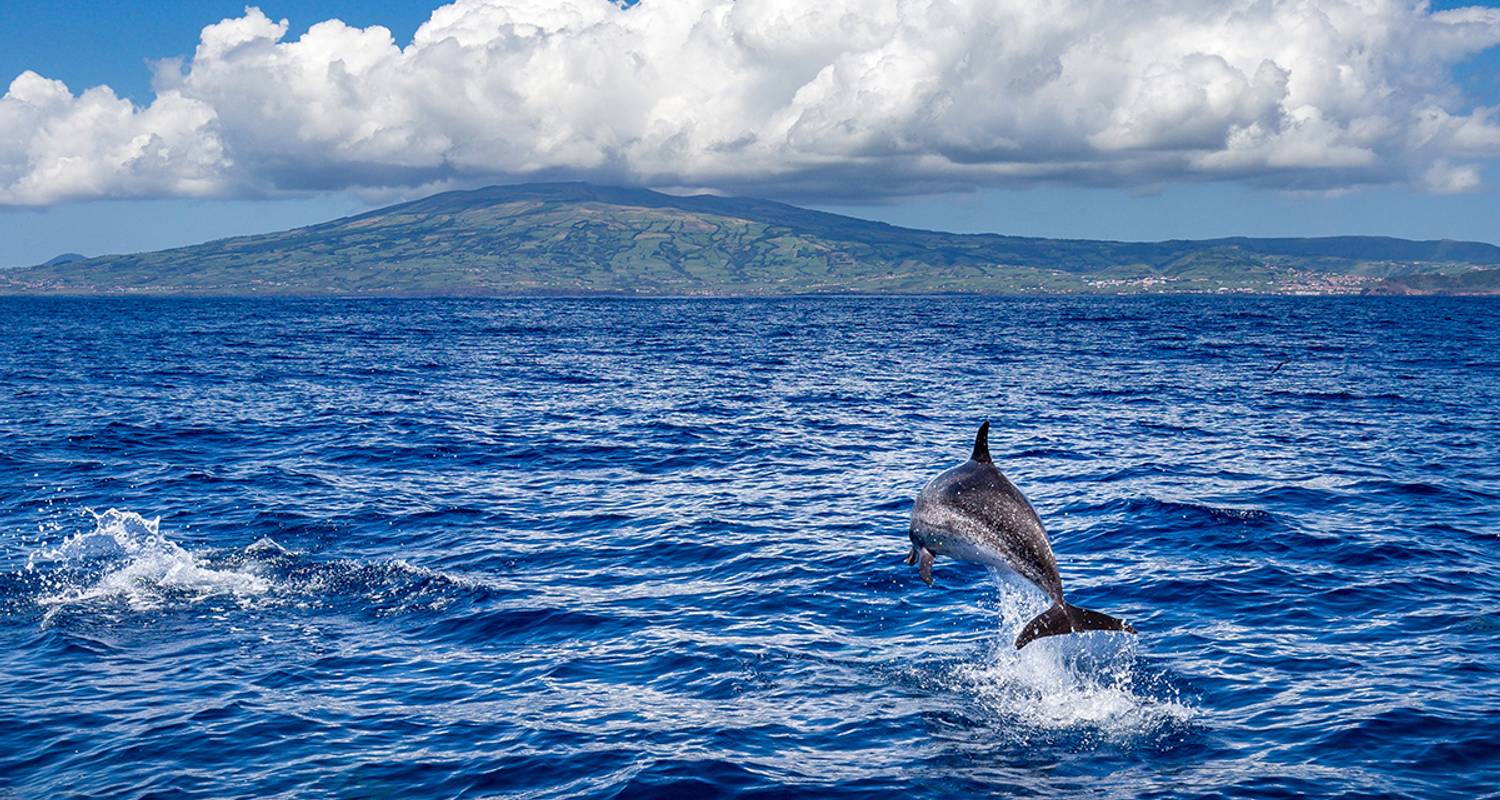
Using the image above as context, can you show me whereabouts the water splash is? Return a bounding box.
[19,510,503,626]
[28,509,268,621]
[949,574,1192,740]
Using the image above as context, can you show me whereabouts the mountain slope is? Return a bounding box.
[1368,267,1500,295]
[41,253,87,266]
[5,182,1499,296]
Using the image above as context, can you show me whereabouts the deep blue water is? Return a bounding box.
[1,296,1497,799]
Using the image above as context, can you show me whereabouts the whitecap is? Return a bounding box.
[31,509,269,621]
[245,536,290,556]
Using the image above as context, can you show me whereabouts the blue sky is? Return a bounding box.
[2,0,1500,266]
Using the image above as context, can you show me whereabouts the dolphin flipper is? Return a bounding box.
[1015,602,1135,649]
[918,548,934,586]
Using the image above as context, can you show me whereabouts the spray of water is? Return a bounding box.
[948,572,1192,740]
[27,509,268,622]
[20,509,501,626]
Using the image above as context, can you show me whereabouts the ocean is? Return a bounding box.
[1,296,1496,799]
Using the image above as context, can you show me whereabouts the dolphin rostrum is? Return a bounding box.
[907,421,1137,649]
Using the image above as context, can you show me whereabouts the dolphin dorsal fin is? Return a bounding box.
[970,421,992,463]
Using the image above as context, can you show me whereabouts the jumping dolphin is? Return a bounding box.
[906,421,1137,649]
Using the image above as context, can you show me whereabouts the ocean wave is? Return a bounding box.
[28,509,268,623]
[4,296,1497,799]
[1073,496,1278,527]
[19,509,504,626]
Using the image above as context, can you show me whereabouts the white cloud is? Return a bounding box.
[0,72,228,204]
[1422,158,1482,193]
[3,0,1500,205]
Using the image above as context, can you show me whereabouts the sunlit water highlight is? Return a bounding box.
[1,296,1497,799]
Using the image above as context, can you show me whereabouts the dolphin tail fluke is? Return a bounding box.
[1015,602,1136,649]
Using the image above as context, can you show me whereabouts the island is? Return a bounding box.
[4,183,1498,296]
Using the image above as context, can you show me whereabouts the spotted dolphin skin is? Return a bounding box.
[907,421,1137,649]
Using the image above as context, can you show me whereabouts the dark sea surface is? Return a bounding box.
[1,296,1497,799]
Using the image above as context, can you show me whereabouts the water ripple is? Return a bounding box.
[1,296,1497,799]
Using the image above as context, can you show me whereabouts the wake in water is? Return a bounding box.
[945,573,1192,743]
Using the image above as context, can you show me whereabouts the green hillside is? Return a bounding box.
[1368,268,1500,295]
[4,183,1498,295]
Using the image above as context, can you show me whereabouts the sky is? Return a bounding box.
[2,0,1500,266]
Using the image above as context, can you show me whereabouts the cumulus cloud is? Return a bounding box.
[0,73,227,204]
[3,0,1500,204]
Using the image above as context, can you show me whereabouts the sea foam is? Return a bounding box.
[28,509,268,621]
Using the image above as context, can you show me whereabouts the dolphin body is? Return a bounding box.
[907,421,1137,649]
